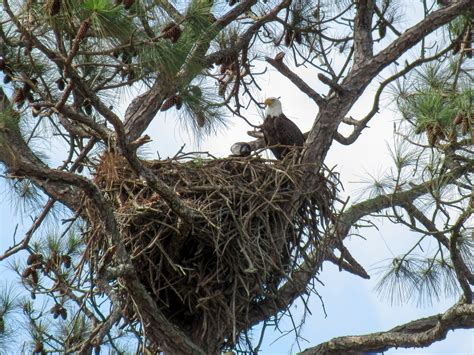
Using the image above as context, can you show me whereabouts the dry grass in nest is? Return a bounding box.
[84,151,338,348]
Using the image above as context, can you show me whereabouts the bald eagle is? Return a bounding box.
[261,97,305,160]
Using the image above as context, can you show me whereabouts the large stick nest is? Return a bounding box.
[85,151,338,348]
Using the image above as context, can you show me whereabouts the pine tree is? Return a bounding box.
[0,1,472,353]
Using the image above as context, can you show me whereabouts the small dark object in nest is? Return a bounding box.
[230,142,251,157]
[84,152,338,349]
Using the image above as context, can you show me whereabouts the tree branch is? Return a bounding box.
[336,43,455,145]
[266,53,326,106]
[336,162,473,239]
[244,161,472,328]
[346,0,474,91]
[303,0,474,170]
[325,250,370,279]
[124,0,262,142]
[449,201,474,302]
[353,0,375,68]
[299,301,474,354]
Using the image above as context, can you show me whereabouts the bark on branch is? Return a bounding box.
[299,302,474,354]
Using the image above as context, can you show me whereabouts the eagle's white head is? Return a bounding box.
[264,97,283,118]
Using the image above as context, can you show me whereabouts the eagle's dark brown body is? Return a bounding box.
[261,97,305,160]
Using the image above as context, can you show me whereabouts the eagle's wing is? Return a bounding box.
[275,114,305,148]
[262,114,304,160]
[262,115,284,159]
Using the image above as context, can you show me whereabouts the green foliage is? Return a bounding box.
[82,0,133,42]
[375,257,421,306]
[0,282,18,350]
[9,179,45,216]
[138,40,185,75]
[57,314,92,351]
[375,256,459,306]
[411,90,456,131]
[394,61,473,144]
[0,0,228,143]
[0,105,20,134]
[178,82,228,138]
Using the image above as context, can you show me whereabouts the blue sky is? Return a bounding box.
[1,1,473,353]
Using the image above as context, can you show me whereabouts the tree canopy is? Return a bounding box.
[0,0,473,354]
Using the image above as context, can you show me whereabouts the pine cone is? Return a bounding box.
[161,22,181,43]
[48,0,61,16]
[59,307,67,320]
[123,0,134,10]
[12,88,26,107]
[453,113,464,125]
[294,31,302,45]
[379,20,387,38]
[160,95,178,111]
[61,255,72,268]
[175,95,183,110]
[284,30,293,47]
[33,342,44,353]
[27,253,42,266]
[461,115,469,135]
[433,123,445,140]
[30,269,39,284]
[218,81,227,97]
[195,110,206,127]
[426,124,437,147]
[77,20,90,42]
[22,267,33,278]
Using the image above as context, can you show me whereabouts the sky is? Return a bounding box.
[1,1,473,354]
